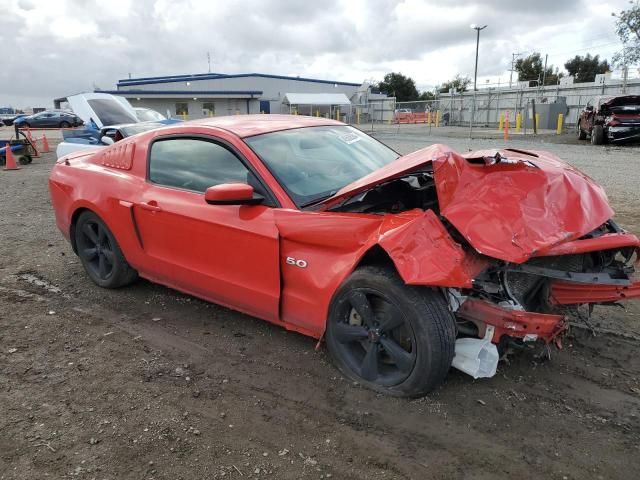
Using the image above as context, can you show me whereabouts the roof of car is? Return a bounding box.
[190,114,343,138]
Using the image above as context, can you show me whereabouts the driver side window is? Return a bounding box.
[149,138,250,193]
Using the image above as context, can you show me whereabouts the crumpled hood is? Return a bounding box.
[600,95,640,108]
[437,148,613,263]
[321,144,614,264]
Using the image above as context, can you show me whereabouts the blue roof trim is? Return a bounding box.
[117,73,226,83]
[97,89,263,96]
[117,72,361,88]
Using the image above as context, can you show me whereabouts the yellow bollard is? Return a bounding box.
[427,111,431,126]
[436,110,441,127]
[535,113,540,131]
[556,113,564,135]
[504,112,510,141]
[182,113,187,121]
[356,109,360,125]
[498,113,504,131]
[516,112,522,132]
[316,110,320,117]
[336,110,340,122]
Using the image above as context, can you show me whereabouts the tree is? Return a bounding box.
[377,73,419,101]
[612,1,640,66]
[564,54,610,82]
[418,90,435,101]
[438,75,471,94]
[515,52,562,86]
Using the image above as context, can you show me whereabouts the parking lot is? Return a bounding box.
[1,128,640,479]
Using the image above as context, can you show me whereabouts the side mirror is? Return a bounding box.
[585,105,594,112]
[101,136,115,145]
[204,183,263,205]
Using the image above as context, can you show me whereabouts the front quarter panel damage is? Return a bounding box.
[377,210,488,288]
[274,209,481,337]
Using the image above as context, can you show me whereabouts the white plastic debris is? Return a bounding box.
[452,326,499,379]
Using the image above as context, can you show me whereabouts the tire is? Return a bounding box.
[591,125,604,145]
[325,265,456,397]
[59,121,71,128]
[74,211,138,288]
[577,124,587,140]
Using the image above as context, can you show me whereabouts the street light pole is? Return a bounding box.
[469,24,487,139]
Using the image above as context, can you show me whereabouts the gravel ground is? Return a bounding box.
[1,132,640,480]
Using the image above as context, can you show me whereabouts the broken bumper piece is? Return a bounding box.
[550,279,640,304]
[456,298,566,344]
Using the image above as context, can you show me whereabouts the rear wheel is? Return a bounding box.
[326,266,456,397]
[75,211,138,288]
[591,125,604,145]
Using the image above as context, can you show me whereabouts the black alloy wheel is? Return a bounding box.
[60,121,71,128]
[326,266,456,397]
[74,211,138,288]
[331,288,416,386]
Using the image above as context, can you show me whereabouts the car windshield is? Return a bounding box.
[245,125,399,207]
[136,109,166,122]
[87,99,138,126]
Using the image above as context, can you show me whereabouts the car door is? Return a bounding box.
[132,135,281,322]
[36,112,55,127]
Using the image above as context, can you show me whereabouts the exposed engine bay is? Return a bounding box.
[329,170,438,215]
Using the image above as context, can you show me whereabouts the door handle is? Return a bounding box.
[137,201,162,212]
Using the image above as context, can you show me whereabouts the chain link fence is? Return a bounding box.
[277,78,640,136]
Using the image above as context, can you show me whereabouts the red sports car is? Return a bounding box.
[49,115,640,396]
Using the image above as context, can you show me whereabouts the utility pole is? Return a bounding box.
[542,53,548,89]
[469,24,487,138]
[207,52,211,73]
[509,52,524,88]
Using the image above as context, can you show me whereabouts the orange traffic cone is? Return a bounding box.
[41,133,50,153]
[3,143,20,171]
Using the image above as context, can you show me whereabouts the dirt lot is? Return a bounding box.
[1,132,640,479]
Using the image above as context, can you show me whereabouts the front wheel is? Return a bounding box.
[577,124,587,140]
[591,125,604,145]
[60,121,71,128]
[325,266,456,397]
[75,211,138,288]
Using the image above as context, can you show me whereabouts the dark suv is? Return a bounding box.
[14,110,84,129]
[578,95,640,145]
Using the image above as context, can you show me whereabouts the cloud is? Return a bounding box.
[0,0,630,107]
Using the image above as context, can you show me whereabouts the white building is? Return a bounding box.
[94,72,392,121]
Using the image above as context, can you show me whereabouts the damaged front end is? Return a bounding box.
[599,95,640,143]
[448,224,639,378]
[320,144,640,375]
[454,220,640,347]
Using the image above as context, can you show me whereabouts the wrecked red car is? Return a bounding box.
[578,94,640,144]
[49,115,640,397]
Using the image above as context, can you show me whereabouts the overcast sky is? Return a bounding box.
[0,0,633,108]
